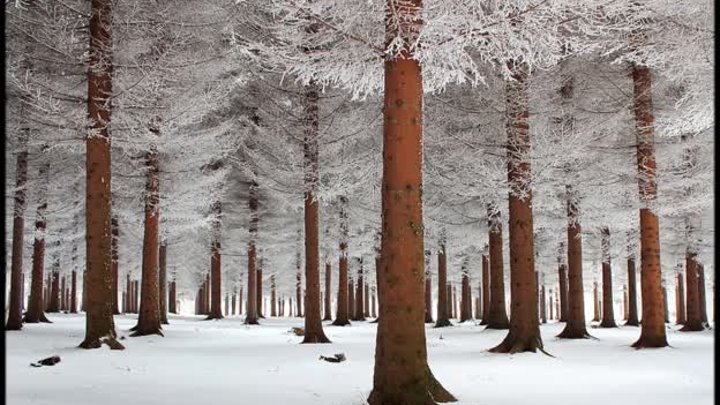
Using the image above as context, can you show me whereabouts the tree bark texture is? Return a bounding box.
[7,130,29,330]
[24,160,51,324]
[486,204,509,329]
[245,182,259,324]
[435,244,451,327]
[599,227,617,328]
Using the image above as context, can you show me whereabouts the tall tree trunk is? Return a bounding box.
[626,256,640,326]
[460,265,472,322]
[296,250,303,318]
[435,243,452,327]
[79,0,122,350]
[447,284,453,319]
[125,274,131,313]
[238,282,243,316]
[132,145,162,337]
[301,83,330,343]
[675,270,685,324]
[599,227,617,327]
[681,251,703,331]
[371,286,377,318]
[348,276,356,321]
[490,62,543,354]
[630,64,667,348]
[364,282,370,318]
[368,14,455,400]
[169,279,177,314]
[271,275,278,317]
[159,242,168,324]
[231,292,236,316]
[480,253,490,325]
[558,263,569,322]
[60,276,67,311]
[662,284,669,323]
[592,281,600,322]
[698,264,707,325]
[257,266,264,318]
[333,205,351,325]
[623,285,628,321]
[323,263,332,320]
[48,260,60,313]
[70,270,78,313]
[486,204,509,329]
[24,159,51,324]
[111,216,120,314]
[6,130,29,330]
[540,281,547,324]
[207,201,224,320]
[558,185,591,339]
[245,181,259,324]
[424,262,434,323]
[352,262,366,321]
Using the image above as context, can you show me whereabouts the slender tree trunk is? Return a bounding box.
[271,275,278,317]
[364,282,370,318]
[540,282,547,324]
[599,227,617,327]
[60,276,67,311]
[662,284,669,323]
[435,244,452,327]
[132,146,162,337]
[630,64,668,348]
[159,242,168,324]
[675,270,685,324]
[490,62,543,354]
[479,254,490,324]
[348,276,356,320]
[486,204,510,329]
[6,130,29,330]
[626,257,640,326]
[333,210,351,325]
[24,160,51,324]
[323,263,332,320]
[447,284,453,319]
[48,264,60,313]
[257,267,264,318]
[558,185,590,339]
[681,251,703,331]
[368,20,455,401]
[698,264,707,325]
[125,274,131,313]
[460,265,472,322]
[371,286,377,318]
[352,263,366,321]
[207,202,224,320]
[296,250,303,318]
[169,280,177,314]
[558,264,569,322]
[79,0,122,350]
[231,293,236,316]
[592,281,600,322]
[623,285,628,321]
[425,266,434,323]
[111,216,120,314]
[70,270,77,313]
[245,181,259,324]
[549,290,554,320]
[238,283,243,315]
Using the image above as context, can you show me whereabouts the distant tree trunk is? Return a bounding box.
[662,284,669,323]
[623,285,628,321]
[245,181,259,324]
[592,281,600,322]
[348,276,356,321]
[424,263,434,323]
[295,251,303,318]
[70,270,77,313]
[435,243,452,327]
[490,61,543,354]
[24,159,51,324]
[159,242,168,324]
[460,264,472,322]
[675,271,685,324]
[368,21,455,401]
[479,253,490,324]
[48,262,60,313]
[370,255,382,324]
[630,64,667,348]
[371,286,377,318]
[111,216,120,314]
[698,264,707,325]
[207,202,223,320]
[257,266,264,318]
[60,276,67,311]
[364,282,370,318]
[132,144,162,337]
[599,227,617,328]
[121,287,126,313]
[79,0,122,350]
[333,208,351,325]
[558,264,569,322]
[548,290,554,320]
[6,130,29,330]
[238,283,243,315]
[322,263,331,320]
[352,262,366,321]
[681,251,703,331]
[169,280,177,314]
[125,274,131,313]
[486,204,509,329]
[447,284,453,319]
[626,256,640,326]
[271,275,278,317]
[558,185,590,339]
[540,283,547,324]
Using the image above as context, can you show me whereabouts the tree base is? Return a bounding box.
[483,323,509,330]
[624,319,640,326]
[478,319,488,325]
[205,314,224,320]
[489,333,549,355]
[679,321,705,332]
[599,320,618,328]
[244,318,260,325]
[631,335,668,348]
[557,326,593,339]
[331,319,351,326]
[434,319,452,328]
[425,318,434,324]
[301,333,331,344]
[79,337,125,350]
[369,318,379,324]
[368,366,456,405]
[23,314,53,324]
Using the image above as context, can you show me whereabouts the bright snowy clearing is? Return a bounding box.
[7,314,713,405]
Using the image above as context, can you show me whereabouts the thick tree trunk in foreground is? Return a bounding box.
[480,254,490,324]
[301,83,330,343]
[558,264,569,322]
[245,182,259,324]
[681,252,703,331]
[24,161,52,324]
[111,216,120,314]
[159,242,168,324]
[630,64,667,348]
[599,227,617,328]
[558,186,590,339]
[486,204,509,329]
[368,20,455,402]
[323,263,331,320]
[435,244,452,328]
[132,146,163,337]
[333,213,351,325]
[626,257,640,326]
[490,62,543,354]
[80,0,122,350]
[6,130,29,330]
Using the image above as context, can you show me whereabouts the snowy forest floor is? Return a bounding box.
[7,314,714,405]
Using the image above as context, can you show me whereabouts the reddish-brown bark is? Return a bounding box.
[207,202,224,320]
[558,264,569,322]
[486,204,509,329]
[447,284,453,319]
[681,252,703,331]
[271,275,278,317]
[245,181,259,324]
[111,216,119,314]
[662,285,669,323]
[540,282,547,324]
[460,265,472,322]
[7,130,29,330]
[60,276,67,311]
[159,242,168,324]
[480,254,490,325]
[435,244,452,327]
[630,65,668,348]
[333,212,351,325]
[24,160,51,324]
[70,270,78,313]
[169,280,177,314]
[698,264,708,325]
[79,0,122,350]
[48,267,60,313]
[675,271,685,324]
[592,281,600,322]
[558,186,591,339]
[352,262,366,321]
[348,276,356,321]
[599,227,617,328]
[368,28,455,402]
[626,257,640,326]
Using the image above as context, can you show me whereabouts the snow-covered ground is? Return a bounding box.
[7,314,714,405]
